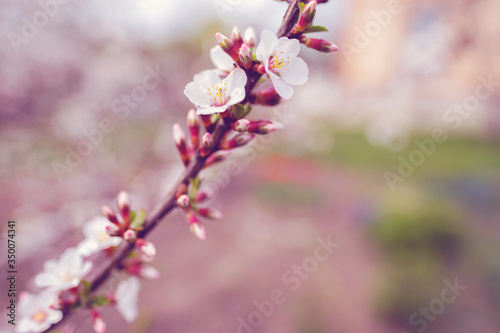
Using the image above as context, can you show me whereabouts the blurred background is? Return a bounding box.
[1,0,500,332]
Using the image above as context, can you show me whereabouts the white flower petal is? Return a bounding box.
[115,277,140,323]
[196,105,228,115]
[184,81,211,107]
[256,29,278,64]
[271,76,294,99]
[276,36,300,58]
[210,46,235,72]
[280,57,309,85]
[193,69,221,87]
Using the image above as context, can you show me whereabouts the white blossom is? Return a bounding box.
[16,290,62,333]
[35,248,92,291]
[184,68,247,115]
[255,29,309,99]
[77,216,122,257]
[115,277,140,323]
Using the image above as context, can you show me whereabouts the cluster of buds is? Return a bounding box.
[101,191,156,259]
[289,1,339,53]
[175,180,221,240]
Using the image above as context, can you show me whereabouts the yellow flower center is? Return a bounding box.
[98,231,109,242]
[207,81,228,106]
[32,311,47,323]
[270,51,290,73]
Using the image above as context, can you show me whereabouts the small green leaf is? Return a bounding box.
[80,279,91,295]
[129,210,136,225]
[130,209,147,230]
[298,2,306,12]
[303,25,328,33]
[92,295,111,307]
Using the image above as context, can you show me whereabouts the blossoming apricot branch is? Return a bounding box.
[17,1,338,332]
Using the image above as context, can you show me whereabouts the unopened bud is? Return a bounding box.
[252,87,281,106]
[102,205,120,225]
[305,38,339,53]
[91,309,106,333]
[187,213,205,240]
[215,32,239,61]
[231,26,243,51]
[257,65,266,74]
[117,191,131,221]
[105,224,120,236]
[205,150,231,167]
[239,44,253,68]
[124,229,137,242]
[195,188,213,203]
[233,119,251,132]
[200,114,217,133]
[244,27,257,48]
[136,239,156,258]
[248,120,280,134]
[139,265,160,280]
[221,133,254,149]
[187,109,200,150]
[200,132,214,157]
[197,207,223,220]
[295,1,317,32]
[173,123,191,166]
[177,194,190,208]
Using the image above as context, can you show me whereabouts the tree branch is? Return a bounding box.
[43,1,301,331]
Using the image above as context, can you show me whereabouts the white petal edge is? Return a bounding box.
[271,76,294,99]
[210,46,235,72]
[280,57,309,85]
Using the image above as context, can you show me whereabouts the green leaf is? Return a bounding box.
[188,180,198,200]
[303,25,328,33]
[80,279,91,295]
[130,209,147,230]
[298,2,306,13]
[129,210,136,225]
[92,295,111,307]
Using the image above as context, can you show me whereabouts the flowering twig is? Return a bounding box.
[17,1,339,332]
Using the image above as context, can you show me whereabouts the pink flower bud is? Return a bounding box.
[102,205,120,225]
[187,109,200,150]
[195,188,213,203]
[221,133,254,149]
[295,1,316,32]
[91,309,106,333]
[305,38,339,53]
[135,239,156,258]
[252,87,281,106]
[239,44,253,68]
[257,65,266,74]
[173,123,191,166]
[230,26,243,51]
[205,151,231,167]
[233,119,251,132]
[200,132,214,157]
[200,114,217,133]
[216,32,239,61]
[248,120,280,134]
[187,213,205,240]
[124,229,137,242]
[117,191,131,221]
[244,27,257,48]
[177,194,190,208]
[197,207,223,220]
[139,265,160,279]
[105,224,120,236]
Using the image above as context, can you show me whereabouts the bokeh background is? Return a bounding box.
[1,0,500,332]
